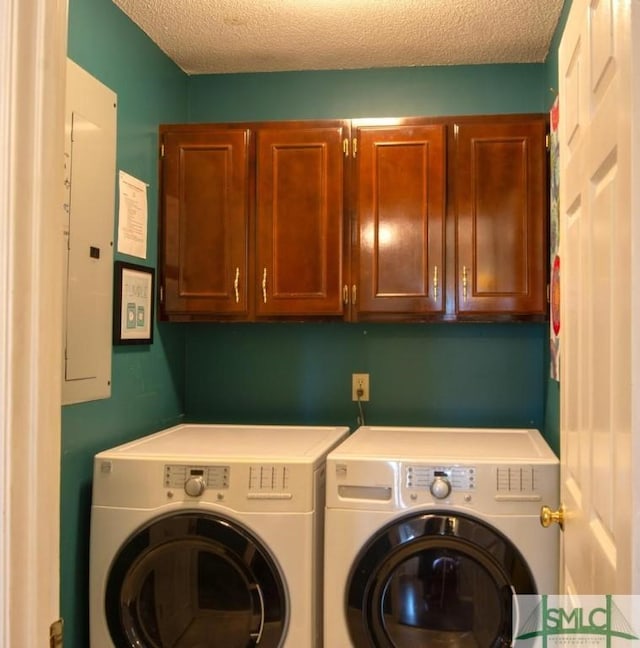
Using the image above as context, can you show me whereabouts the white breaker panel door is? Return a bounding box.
[62,59,117,405]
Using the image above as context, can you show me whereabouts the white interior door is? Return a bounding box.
[0,0,67,644]
[558,0,637,594]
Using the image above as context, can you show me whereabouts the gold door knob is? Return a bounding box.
[540,505,565,530]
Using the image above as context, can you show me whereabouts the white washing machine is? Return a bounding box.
[324,426,559,647]
[90,423,349,648]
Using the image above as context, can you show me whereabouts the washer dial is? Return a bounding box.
[430,474,452,499]
[184,475,206,497]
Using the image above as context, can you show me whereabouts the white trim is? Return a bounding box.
[0,0,67,644]
[631,0,640,591]
[0,0,13,637]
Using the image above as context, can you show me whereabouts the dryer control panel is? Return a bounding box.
[164,464,230,492]
[405,465,476,498]
[163,462,298,504]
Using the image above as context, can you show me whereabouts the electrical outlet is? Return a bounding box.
[352,373,370,401]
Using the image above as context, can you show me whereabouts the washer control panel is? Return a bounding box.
[164,464,230,494]
[405,465,476,498]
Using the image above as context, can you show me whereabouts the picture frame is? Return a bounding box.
[113,261,155,345]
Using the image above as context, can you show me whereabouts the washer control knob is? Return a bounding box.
[430,476,452,499]
[184,476,206,497]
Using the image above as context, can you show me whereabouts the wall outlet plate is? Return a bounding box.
[352,373,370,401]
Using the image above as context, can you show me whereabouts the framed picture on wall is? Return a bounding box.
[113,261,155,345]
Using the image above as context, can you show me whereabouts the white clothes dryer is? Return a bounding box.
[324,426,559,648]
[90,423,348,648]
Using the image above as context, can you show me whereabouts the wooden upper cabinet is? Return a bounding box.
[453,117,548,317]
[160,127,250,318]
[353,123,446,319]
[255,124,347,317]
[158,115,548,323]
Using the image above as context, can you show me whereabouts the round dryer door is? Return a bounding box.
[347,512,536,648]
[105,512,287,648]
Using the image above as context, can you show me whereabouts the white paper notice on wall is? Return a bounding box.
[117,170,148,259]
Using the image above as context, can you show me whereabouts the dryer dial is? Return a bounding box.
[430,475,452,499]
[184,476,206,497]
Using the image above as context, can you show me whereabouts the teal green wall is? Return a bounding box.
[64,1,188,646]
[184,59,555,442]
[183,65,551,440]
[186,323,547,430]
[188,63,547,121]
[545,0,573,107]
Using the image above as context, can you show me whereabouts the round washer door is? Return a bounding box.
[105,512,287,648]
[347,512,536,648]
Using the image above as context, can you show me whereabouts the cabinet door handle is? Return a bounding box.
[433,265,438,300]
[462,265,468,301]
[262,267,267,304]
[352,284,357,305]
[343,284,349,305]
[233,267,240,303]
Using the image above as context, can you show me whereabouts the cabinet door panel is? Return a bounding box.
[356,125,445,316]
[161,129,249,317]
[455,120,547,315]
[256,127,345,316]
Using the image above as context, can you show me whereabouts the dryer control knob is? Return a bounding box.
[184,476,206,497]
[430,477,452,500]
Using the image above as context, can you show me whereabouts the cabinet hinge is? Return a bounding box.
[50,619,63,648]
[343,138,349,157]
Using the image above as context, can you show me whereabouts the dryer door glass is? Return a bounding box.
[105,512,287,648]
[347,512,535,648]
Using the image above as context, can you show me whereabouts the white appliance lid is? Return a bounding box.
[98,424,350,462]
[328,426,557,463]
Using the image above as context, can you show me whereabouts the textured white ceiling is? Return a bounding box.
[113,0,564,75]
